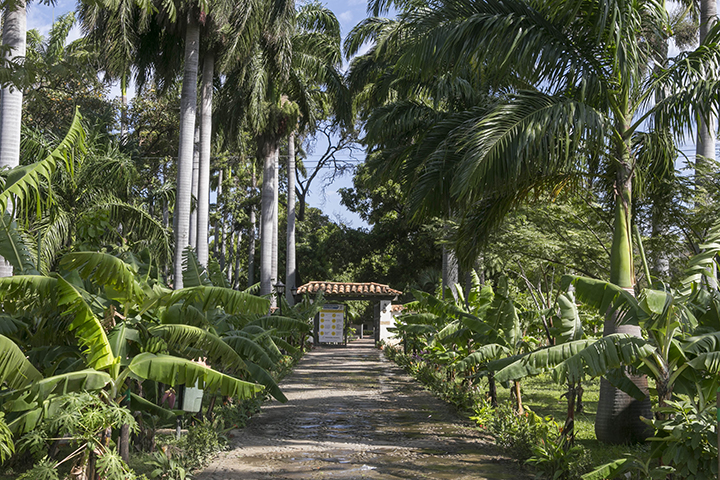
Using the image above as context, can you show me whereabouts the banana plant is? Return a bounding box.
[396,277,525,410]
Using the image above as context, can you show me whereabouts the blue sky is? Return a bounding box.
[26,0,374,229]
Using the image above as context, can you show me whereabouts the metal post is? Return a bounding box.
[360,324,364,339]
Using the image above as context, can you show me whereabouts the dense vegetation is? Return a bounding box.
[2,0,720,477]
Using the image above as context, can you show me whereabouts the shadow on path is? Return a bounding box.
[195,339,528,479]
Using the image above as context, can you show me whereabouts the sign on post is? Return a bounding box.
[318,304,344,344]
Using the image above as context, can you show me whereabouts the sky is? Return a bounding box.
[25,0,375,229]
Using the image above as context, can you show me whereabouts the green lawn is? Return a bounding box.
[500,374,650,466]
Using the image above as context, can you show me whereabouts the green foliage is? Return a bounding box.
[148,450,190,480]
[481,402,558,461]
[128,353,263,399]
[1,108,85,220]
[16,457,59,480]
[644,396,718,479]
[0,413,14,463]
[0,214,39,275]
[527,437,592,480]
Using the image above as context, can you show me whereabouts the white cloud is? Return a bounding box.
[339,10,354,24]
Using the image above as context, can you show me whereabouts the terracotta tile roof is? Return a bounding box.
[295,281,402,298]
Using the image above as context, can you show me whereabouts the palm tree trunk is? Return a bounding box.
[260,136,277,298]
[190,122,200,249]
[441,245,458,300]
[696,0,717,207]
[271,148,279,298]
[171,17,200,290]
[248,164,257,287]
[0,0,26,278]
[214,168,223,260]
[234,229,241,288]
[197,51,214,267]
[221,205,227,271]
[595,153,652,444]
[286,131,297,306]
[120,73,129,146]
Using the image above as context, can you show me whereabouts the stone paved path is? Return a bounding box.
[195,339,527,479]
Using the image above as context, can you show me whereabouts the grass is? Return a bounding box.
[511,374,649,467]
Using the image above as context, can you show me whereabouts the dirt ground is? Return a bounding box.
[195,339,528,479]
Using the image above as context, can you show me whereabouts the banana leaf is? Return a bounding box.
[57,276,116,370]
[60,251,144,303]
[0,335,42,389]
[149,324,247,372]
[222,335,275,370]
[0,213,39,275]
[551,291,583,343]
[561,275,640,325]
[168,286,270,316]
[0,108,85,217]
[128,353,263,399]
[129,392,182,422]
[245,361,286,403]
[246,315,312,333]
[456,344,512,370]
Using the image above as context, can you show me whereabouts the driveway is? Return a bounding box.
[195,339,526,479]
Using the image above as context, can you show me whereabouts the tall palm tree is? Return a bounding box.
[353,0,720,443]
[172,13,201,289]
[197,50,214,267]
[0,0,27,277]
[696,0,717,202]
[285,130,296,304]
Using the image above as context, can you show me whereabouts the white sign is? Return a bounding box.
[318,304,344,343]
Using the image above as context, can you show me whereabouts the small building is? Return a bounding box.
[294,281,402,344]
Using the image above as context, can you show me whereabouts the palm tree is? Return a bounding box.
[286,130,296,304]
[0,0,27,277]
[197,50,214,267]
[696,0,717,203]
[353,0,720,443]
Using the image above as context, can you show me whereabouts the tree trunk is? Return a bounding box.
[190,121,200,249]
[0,0,26,278]
[215,168,223,263]
[120,73,129,146]
[260,137,278,298]
[119,423,130,462]
[487,372,498,408]
[595,154,652,444]
[171,17,200,290]
[286,131,297,306]
[271,147,279,301]
[442,245,459,300]
[512,380,524,415]
[697,0,717,206]
[248,164,257,287]
[562,382,576,446]
[234,229,241,288]
[197,51,214,267]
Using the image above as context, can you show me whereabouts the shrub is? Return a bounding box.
[643,396,718,480]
